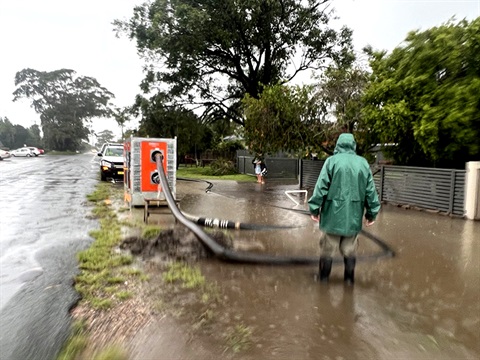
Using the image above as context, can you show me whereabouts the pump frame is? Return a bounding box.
[123,136,177,207]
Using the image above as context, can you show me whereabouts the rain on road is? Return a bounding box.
[0,153,98,360]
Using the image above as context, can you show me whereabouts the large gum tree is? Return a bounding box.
[13,68,114,151]
[114,0,354,131]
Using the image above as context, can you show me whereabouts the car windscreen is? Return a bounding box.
[104,147,123,156]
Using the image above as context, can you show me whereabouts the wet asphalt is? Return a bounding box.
[0,153,98,360]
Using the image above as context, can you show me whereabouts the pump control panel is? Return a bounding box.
[124,137,177,207]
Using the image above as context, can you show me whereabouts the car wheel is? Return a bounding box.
[100,171,107,181]
[27,154,31,157]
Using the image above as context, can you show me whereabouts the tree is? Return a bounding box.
[133,94,209,159]
[13,69,115,151]
[27,124,43,148]
[0,117,16,149]
[312,64,373,154]
[95,129,116,147]
[362,18,480,167]
[113,106,131,139]
[114,0,353,127]
[0,117,42,149]
[242,83,325,154]
[13,125,30,148]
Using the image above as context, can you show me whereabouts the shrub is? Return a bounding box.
[210,158,237,176]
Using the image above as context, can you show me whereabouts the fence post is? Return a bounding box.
[448,170,455,215]
[379,166,385,201]
[299,159,303,188]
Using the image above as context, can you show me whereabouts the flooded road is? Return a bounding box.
[0,154,98,359]
[0,155,478,360]
[142,179,480,360]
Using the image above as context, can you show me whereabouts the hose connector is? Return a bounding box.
[151,150,163,163]
[151,171,160,184]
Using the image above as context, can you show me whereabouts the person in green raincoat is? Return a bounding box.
[308,133,381,284]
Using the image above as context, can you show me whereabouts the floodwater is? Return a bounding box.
[0,152,478,360]
[139,178,480,360]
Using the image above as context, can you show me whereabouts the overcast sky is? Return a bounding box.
[0,0,478,138]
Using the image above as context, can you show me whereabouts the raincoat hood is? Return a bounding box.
[333,133,356,155]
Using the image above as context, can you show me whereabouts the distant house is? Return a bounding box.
[370,143,396,165]
[222,135,243,142]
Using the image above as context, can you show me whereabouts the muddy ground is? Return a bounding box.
[73,222,249,359]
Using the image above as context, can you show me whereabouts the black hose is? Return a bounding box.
[181,211,303,230]
[177,177,213,192]
[176,178,299,230]
[157,154,394,264]
[268,206,395,257]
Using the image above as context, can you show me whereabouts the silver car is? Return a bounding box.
[27,147,42,156]
[0,149,11,160]
[10,148,35,157]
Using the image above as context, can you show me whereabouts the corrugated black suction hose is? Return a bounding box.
[156,154,394,264]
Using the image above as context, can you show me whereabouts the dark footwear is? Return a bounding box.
[344,257,356,285]
[319,257,333,282]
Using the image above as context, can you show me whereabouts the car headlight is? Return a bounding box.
[101,160,113,168]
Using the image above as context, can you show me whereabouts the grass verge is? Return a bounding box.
[60,179,255,359]
[57,182,145,359]
[225,324,253,353]
[177,165,255,181]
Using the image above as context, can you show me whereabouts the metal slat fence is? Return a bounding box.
[237,157,466,216]
[373,166,465,216]
[300,159,325,189]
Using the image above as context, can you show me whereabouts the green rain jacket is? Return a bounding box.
[308,133,381,236]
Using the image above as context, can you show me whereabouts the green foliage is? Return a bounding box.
[312,64,372,155]
[116,291,133,301]
[363,18,480,167]
[89,298,113,310]
[243,83,323,154]
[210,158,237,176]
[163,262,205,289]
[0,117,43,150]
[93,346,129,360]
[13,68,114,152]
[133,94,210,159]
[224,324,253,353]
[215,139,244,155]
[115,0,353,127]
[177,165,254,182]
[95,129,115,148]
[112,106,131,139]
[56,321,88,360]
[141,226,162,239]
[86,183,111,203]
[77,183,141,309]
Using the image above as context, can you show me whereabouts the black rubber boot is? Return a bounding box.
[344,257,356,285]
[319,257,333,282]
